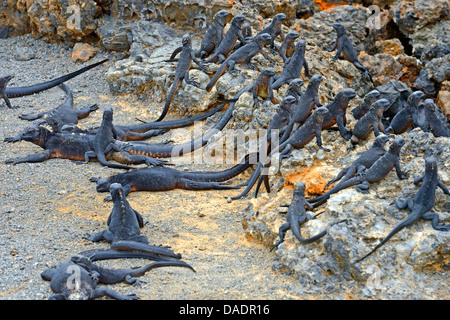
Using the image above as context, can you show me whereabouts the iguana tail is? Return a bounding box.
[155,78,181,122]
[5,59,108,98]
[205,63,229,92]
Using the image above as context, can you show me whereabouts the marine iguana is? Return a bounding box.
[349,98,390,148]
[205,32,274,92]
[251,67,280,106]
[355,156,450,263]
[310,137,407,208]
[270,182,328,251]
[40,254,194,300]
[196,9,230,59]
[256,13,286,53]
[90,153,255,200]
[271,39,311,90]
[386,91,426,134]
[157,34,208,122]
[351,89,381,120]
[413,99,450,137]
[279,74,323,143]
[283,78,304,102]
[202,14,247,64]
[230,107,330,200]
[328,23,373,82]
[322,134,390,192]
[84,107,134,170]
[278,30,300,63]
[321,88,356,141]
[4,126,168,167]
[59,103,227,143]
[0,59,108,108]
[4,84,99,143]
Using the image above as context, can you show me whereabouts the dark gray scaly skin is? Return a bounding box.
[279,74,323,143]
[351,89,382,120]
[85,183,183,259]
[0,59,108,108]
[40,256,138,300]
[355,156,450,263]
[84,107,134,170]
[322,134,390,192]
[19,84,98,131]
[196,9,229,59]
[4,84,98,143]
[230,107,330,201]
[252,67,280,106]
[232,22,253,50]
[271,182,328,251]
[253,96,297,196]
[350,98,391,147]
[321,88,356,141]
[90,153,255,199]
[310,137,407,208]
[271,39,311,90]
[278,30,300,63]
[203,14,247,64]
[379,80,412,120]
[59,103,227,142]
[256,13,286,52]
[328,23,373,82]
[4,126,168,167]
[414,99,450,137]
[205,33,274,92]
[157,34,208,122]
[283,78,304,102]
[71,254,195,286]
[41,254,194,299]
[386,91,426,134]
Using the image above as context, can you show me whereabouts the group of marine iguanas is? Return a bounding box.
[2,10,449,299]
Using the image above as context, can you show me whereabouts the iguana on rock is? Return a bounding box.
[271,39,311,90]
[202,14,247,64]
[310,137,407,208]
[271,182,328,251]
[205,32,274,92]
[386,91,426,134]
[196,9,230,59]
[328,23,372,82]
[349,98,390,148]
[157,34,208,122]
[355,156,450,263]
[256,13,286,53]
[278,30,300,63]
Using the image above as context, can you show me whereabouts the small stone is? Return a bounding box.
[15,47,35,61]
[71,43,98,63]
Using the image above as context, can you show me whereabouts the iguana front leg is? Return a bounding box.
[5,151,51,165]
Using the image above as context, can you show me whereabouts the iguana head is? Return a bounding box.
[90,177,111,192]
[280,95,297,112]
[425,156,438,174]
[20,125,49,147]
[293,182,306,195]
[102,107,114,123]
[332,23,346,36]
[261,68,276,77]
[285,30,299,43]
[109,183,125,200]
[372,98,391,116]
[407,91,426,107]
[294,39,306,54]
[335,88,356,104]
[272,13,287,25]
[365,90,381,102]
[213,9,229,25]
[0,74,13,91]
[390,137,405,154]
[231,14,246,27]
[287,78,304,95]
[308,74,323,88]
[372,134,389,149]
[423,98,436,113]
[181,34,192,46]
[312,106,329,123]
[71,254,93,268]
[256,32,272,46]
